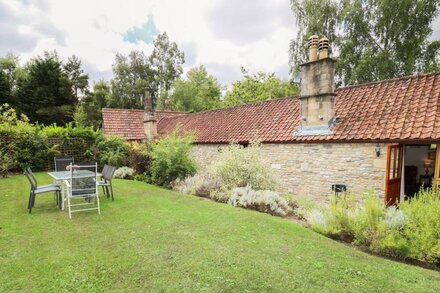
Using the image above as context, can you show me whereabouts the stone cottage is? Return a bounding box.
[103,36,440,204]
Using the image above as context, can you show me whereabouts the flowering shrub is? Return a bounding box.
[308,189,440,266]
[114,167,135,179]
[173,175,202,195]
[210,142,281,191]
[173,173,225,199]
[228,185,292,216]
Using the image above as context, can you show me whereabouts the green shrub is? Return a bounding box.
[210,142,280,191]
[370,222,409,259]
[228,185,292,216]
[149,130,197,187]
[126,142,151,175]
[308,188,440,266]
[134,173,149,182]
[309,193,357,241]
[0,149,13,177]
[353,192,385,246]
[173,173,224,199]
[114,167,135,179]
[92,135,128,168]
[209,188,231,203]
[0,104,51,171]
[400,188,440,264]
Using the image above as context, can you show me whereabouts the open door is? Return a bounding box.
[385,144,403,206]
[433,145,440,189]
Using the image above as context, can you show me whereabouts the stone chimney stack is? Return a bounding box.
[297,35,336,136]
[308,35,319,62]
[318,37,329,59]
[143,89,157,140]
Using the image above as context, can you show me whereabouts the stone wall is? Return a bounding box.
[193,142,388,203]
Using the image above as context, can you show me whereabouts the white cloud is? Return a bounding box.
[0,0,297,85]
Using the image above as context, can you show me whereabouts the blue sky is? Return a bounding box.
[0,0,439,87]
[123,15,159,44]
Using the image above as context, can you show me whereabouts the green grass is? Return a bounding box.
[0,174,439,292]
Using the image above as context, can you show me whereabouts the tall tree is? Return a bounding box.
[63,55,89,99]
[15,52,74,124]
[0,54,20,106]
[163,66,222,112]
[224,67,299,106]
[0,70,10,105]
[148,32,185,106]
[110,51,152,109]
[74,80,111,128]
[289,0,440,85]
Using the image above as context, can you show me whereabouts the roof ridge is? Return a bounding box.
[156,110,188,114]
[336,71,440,91]
[162,72,440,120]
[102,108,144,112]
[161,96,300,121]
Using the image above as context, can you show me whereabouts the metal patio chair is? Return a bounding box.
[97,165,116,201]
[24,167,61,213]
[54,156,74,171]
[65,163,100,219]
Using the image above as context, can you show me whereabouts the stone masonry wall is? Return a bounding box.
[193,142,388,203]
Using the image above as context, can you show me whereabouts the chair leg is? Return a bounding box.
[105,186,110,198]
[29,192,35,214]
[110,183,114,201]
[28,191,32,209]
[101,185,106,196]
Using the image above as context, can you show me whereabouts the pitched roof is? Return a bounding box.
[157,72,440,143]
[102,108,186,140]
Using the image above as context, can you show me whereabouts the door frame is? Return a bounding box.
[433,145,440,189]
[388,143,440,204]
[384,144,403,206]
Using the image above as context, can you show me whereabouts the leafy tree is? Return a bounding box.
[148,32,185,107]
[0,71,10,105]
[224,67,299,106]
[0,54,20,106]
[63,55,89,99]
[109,51,151,109]
[75,80,111,128]
[163,65,222,112]
[15,52,74,125]
[109,33,184,109]
[289,0,440,86]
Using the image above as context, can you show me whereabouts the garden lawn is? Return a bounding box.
[1,174,439,292]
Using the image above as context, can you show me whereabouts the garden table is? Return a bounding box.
[48,170,101,210]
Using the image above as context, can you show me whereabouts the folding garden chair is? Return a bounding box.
[54,156,74,171]
[97,165,116,201]
[24,167,61,213]
[65,163,100,219]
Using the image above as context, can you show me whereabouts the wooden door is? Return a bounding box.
[385,144,403,206]
[433,146,440,189]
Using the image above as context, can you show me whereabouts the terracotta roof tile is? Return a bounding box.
[157,72,440,143]
[102,109,186,140]
[103,72,440,143]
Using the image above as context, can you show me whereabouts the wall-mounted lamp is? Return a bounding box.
[375,143,381,157]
